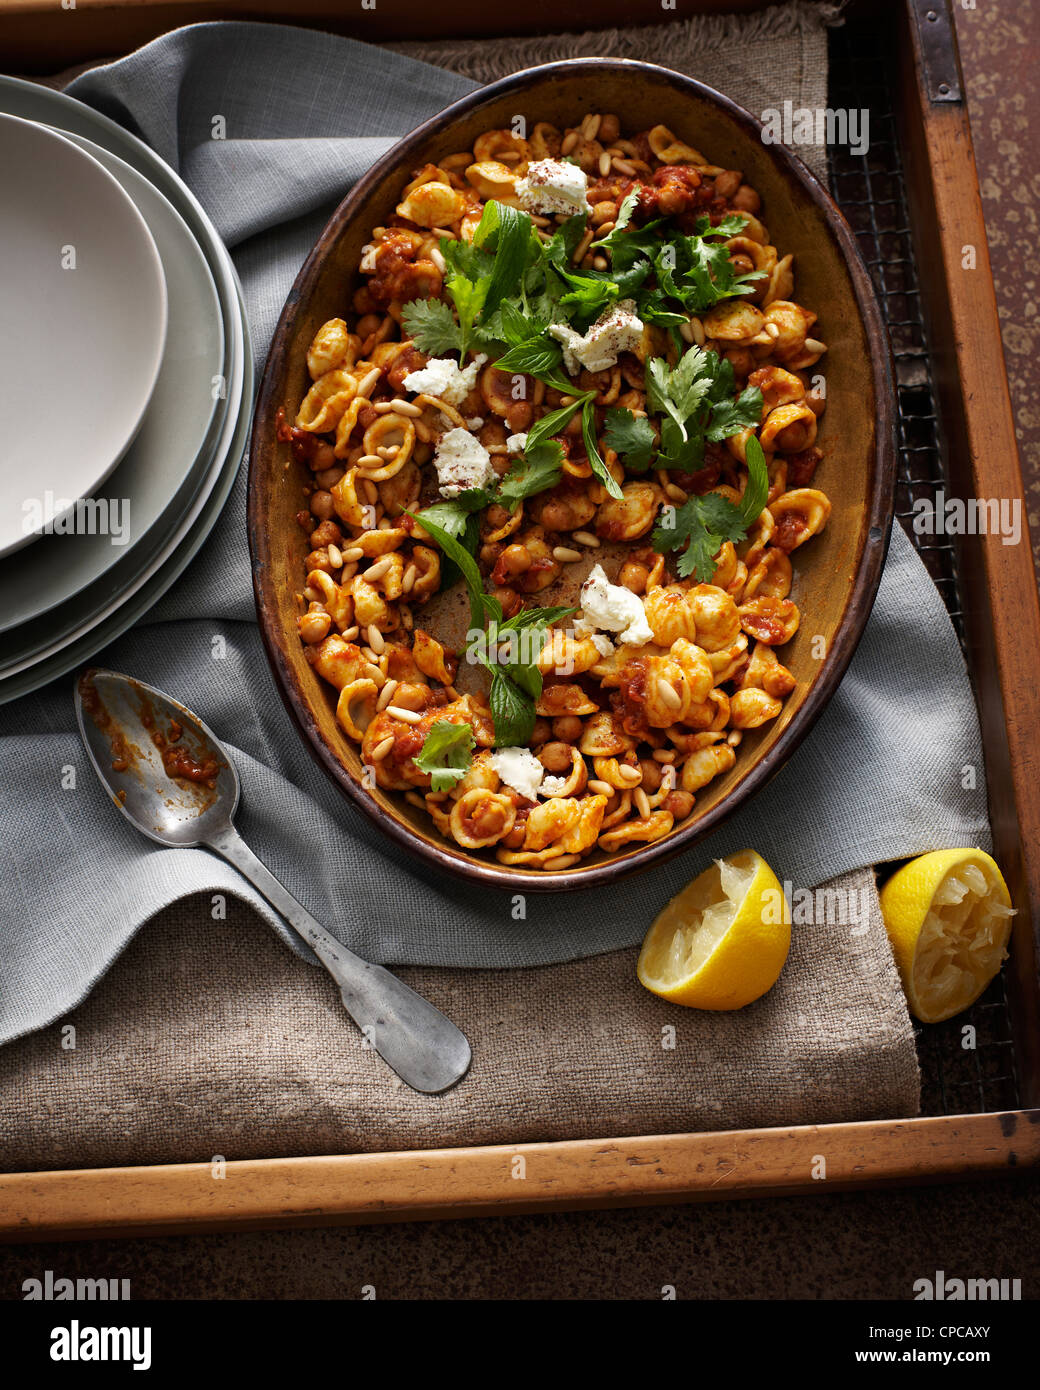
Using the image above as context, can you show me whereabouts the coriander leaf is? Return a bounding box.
[406,510,501,631]
[591,188,639,247]
[497,440,564,506]
[706,384,763,442]
[739,433,769,526]
[414,720,475,792]
[416,491,490,539]
[582,397,624,499]
[400,298,462,356]
[604,408,657,470]
[652,491,745,582]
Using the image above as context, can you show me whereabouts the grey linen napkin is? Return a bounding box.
[0,15,989,1054]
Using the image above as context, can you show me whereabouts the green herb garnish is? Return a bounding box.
[414,721,476,791]
[651,433,769,581]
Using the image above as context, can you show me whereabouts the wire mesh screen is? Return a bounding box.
[827,23,1019,1116]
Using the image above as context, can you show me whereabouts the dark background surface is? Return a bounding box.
[1,1,1038,1298]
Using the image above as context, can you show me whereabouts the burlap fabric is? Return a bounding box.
[0,3,924,1172]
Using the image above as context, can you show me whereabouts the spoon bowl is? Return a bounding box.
[73,667,472,1095]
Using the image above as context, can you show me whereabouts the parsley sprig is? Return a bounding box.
[651,434,769,581]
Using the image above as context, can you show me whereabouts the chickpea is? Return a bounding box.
[618,560,650,594]
[731,184,761,214]
[485,504,511,530]
[298,606,331,644]
[308,441,337,473]
[495,543,532,580]
[506,400,533,433]
[663,790,695,820]
[492,586,523,619]
[713,169,742,200]
[305,548,334,574]
[311,489,335,521]
[531,718,552,745]
[539,741,573,774]
[314,464,345,489]
[552,716,583,742]
[356,313,382,339]
[599,113,620,143]
[309,519,342,549]
[590,199,617,226]
[502,822,527,850]
[638,758,663,793]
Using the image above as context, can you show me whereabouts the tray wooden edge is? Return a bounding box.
[1,1110,1037,1242]
[899,0,1040,1105]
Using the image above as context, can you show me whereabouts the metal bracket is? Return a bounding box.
[909,0,964,104]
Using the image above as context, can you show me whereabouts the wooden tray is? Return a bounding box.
[1,0,1038,1241]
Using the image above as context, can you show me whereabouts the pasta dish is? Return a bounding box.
[278,113,830,870]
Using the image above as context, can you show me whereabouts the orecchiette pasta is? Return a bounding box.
[280,108,832,868]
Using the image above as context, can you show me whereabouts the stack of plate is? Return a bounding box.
[0,78,253,705]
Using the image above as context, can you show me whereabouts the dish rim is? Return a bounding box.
[248,56,897,894]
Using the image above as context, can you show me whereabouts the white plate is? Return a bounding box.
[0,79,253,698]
[0,131,227,633]
[0,115,168,557]
[0,286,252,704]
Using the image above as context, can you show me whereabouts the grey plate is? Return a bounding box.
[0,77,253,699]
[0,130,227,633]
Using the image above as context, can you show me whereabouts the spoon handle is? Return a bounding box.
[205,824,471,1095]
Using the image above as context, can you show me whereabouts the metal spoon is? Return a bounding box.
[73,667,472,1095]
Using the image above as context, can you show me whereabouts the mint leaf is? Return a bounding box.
[604,408,656,470]
[524,393,591,453]
[407,510,501,632]
[739,433,769,526]
[487,668,536,748]
[472,200,533,320]
[493,336,566,379]
[414,720,475,792]
[581,397,624,499]
[400,298,462,356]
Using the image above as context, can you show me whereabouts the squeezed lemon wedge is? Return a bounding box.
[637,849,791,1009]
[879,848,1014,1023]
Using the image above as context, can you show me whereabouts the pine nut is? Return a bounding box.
[367,624,385,653]
[429,247,447,274]
[657,681,682,711]
[595,221,615,237]
[360,479,378,504]
[561,130,579,155]
[356,454,383,469]
[727,730,743,746]
[598,150,612,177]
[571,530,600,548]
[389,398,422,416]
[377,678,399,710]
[387,705,422,724]
[327,544,343,568]
[689,316,706,345]
[365,556,392,582]
[356,367,381,397]
[679,321,694,343]
[553,546,582,563]
[765,322,780,339]
[633,787,652,820]
[572,229,594,264]
[588,779,614,796]
[617,764,643,786]
[529,213,552,227]
[612,157,637,175]
[376,444,398,460]
[341,546,364,562]
[652,748,677,763]
[369,736,395,762]
[581,113,601,141]
[665,483,687,504]
[402,563,417,594]
[343,625,360,640]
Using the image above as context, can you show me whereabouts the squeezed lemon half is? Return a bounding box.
[637,849,791,1009]
[879,848,1014,1023]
